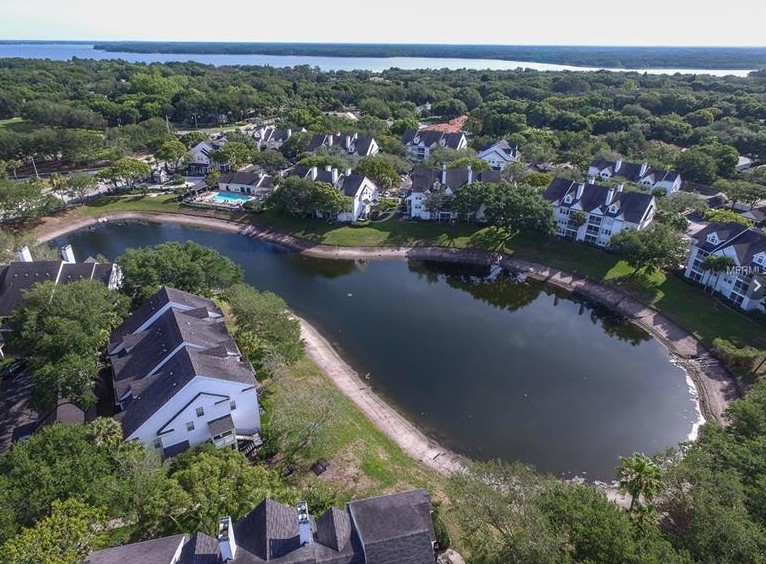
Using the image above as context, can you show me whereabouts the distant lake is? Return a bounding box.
[0,43,752,76]
[54,221,702,480]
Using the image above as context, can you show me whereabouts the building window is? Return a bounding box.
[153,438,162,450]
[186,421,195,432]
[230,400,237,410]
[196,407,205,417]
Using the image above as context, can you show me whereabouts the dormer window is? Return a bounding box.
[564,195,573,204]
[609,204,618,213]
[754,253,766,266]
[706,232,720,245]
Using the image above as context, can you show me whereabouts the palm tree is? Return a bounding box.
[617,452,662,512]
[89,417,123,453]
[701,254,736,294]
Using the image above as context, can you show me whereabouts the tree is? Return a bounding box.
[675,148,718,184]
[224,284,304,370]
[447,460,567,563]
[0,499,106,564]
[211,141,253,170]
[117,241,244,302]
[617,453,663,512]
[155,139,188,171]
[97,157,151,191]
[269,376,338,463]
[252,149,288,172]
[312,181,347,218]
[0,178,60,223]
[704,209,753,227]
[354,156,400,189]
[701,254,737,293]
[608,225,688,274]
[297,153,350,171]
[157,446,296,536]
[569,210,588,227]
[714,179,766,209]
[660,191,709,215]
[65,171,98,205]
[8,280,129,409]
[485,183,555,238]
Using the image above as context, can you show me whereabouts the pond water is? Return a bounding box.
[54,221,701,480]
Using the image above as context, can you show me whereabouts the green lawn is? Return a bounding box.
[0,117,35,133]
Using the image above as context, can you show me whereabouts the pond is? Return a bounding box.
[54,220,701,480]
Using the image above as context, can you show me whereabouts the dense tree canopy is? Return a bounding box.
[117,241,244,302]
[8,280,129,408]
[608,224,688,274]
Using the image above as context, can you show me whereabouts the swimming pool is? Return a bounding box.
[210,191,253,204]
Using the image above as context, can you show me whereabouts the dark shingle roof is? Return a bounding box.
[236,499,301,561]
[691,222,750,252]
[0,261,61,316]
[207,413,235,436]
[544,177,655,224]
[86,534,188,564]
[354,137,375,156]
[109,287,218,352]
[348,489,435,564]
[178,532,221,564]
[402,129,465,150]
[410,167,500,193]
[339,175,366,197]
[219,171,263,187]
[316,508,351,552]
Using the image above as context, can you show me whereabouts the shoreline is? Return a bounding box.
[35,211,739,466]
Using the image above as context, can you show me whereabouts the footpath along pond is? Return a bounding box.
[55,221,701,480]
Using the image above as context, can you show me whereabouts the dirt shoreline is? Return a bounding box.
[34,210,740,475]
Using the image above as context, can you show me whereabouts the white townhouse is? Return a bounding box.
[288,165,379,222]
[406,164,501,221]
[587,158,682,194]
[252,125,305,150]
[338,174,379,222]
[477,139,520,171]
[108,287,261,458]
[218,171,274,198]
[544,177,657,246]
[306,132,379,158]
[400,129,468,162]
[683,222,766,311]
[187,136,228,176]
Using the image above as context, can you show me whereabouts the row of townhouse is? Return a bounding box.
[587,158,682,194]
[288,165,379,222]
[86,489,438,564]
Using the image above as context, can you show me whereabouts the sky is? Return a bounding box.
[0,0,764,47]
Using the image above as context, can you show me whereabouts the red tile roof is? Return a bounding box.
[422,115,468,133]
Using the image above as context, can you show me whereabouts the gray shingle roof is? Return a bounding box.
[693,222,766,266]
[163,439,191,458]
[339,174,367,197]
[402,129,465,150]
[86,534,188,564]
[179,532,221,564]
[0,259,119,317]
[208,413,235,436]
[316,508,351,552]
[348,489,435,564]
[410,167,501,193]
[544,178,655,224]
[109,287,219,352]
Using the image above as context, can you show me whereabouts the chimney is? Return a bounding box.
[606,187,616,206]
[326,135,333,147]
[331,168,339,185]
[297,501,312,546]
[466,164,473,184]
[614,159,622,173]
[60,244,76,264]
[345,168,352,178]
[16,246,33,263]
[640,162,649,176]
[218,516,237,561]
[617,183,624,192]
[286,128,292,138]
[441,163,447,185]
[575,183,585,200]
[310,167,318,181]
